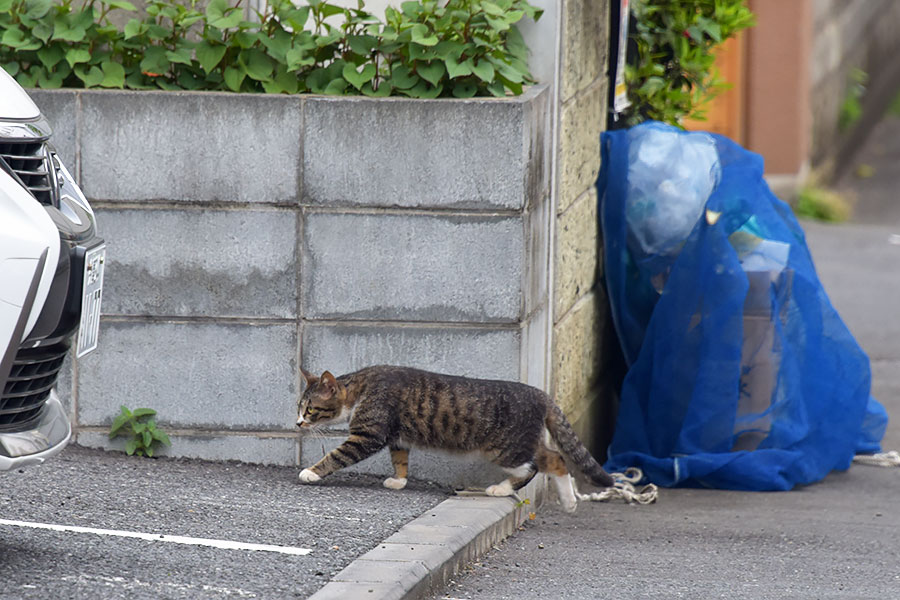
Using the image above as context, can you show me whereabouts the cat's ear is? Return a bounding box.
[321,371,338,393]
[300,368,318,386]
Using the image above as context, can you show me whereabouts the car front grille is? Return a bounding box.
[0,344,68,431]
[0,140,55,206]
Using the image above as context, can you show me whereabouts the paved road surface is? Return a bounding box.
[0,446,447,599]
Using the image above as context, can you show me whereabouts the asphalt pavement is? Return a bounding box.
[433,466,900,600]
[0,445,448,599]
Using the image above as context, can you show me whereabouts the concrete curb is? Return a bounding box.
[307,478,547,600]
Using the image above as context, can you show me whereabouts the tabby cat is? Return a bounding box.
[296,365,615,512]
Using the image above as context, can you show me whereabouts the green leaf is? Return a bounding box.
[100,61,125,88]
[638,75,666,96]
[65,48,92,68]
[497,73,522,95]
[399,0,421,17]
[471,59,494,83]
[1,28,27,49]
[196,41,227,74]
[142,430,152,447]
[306,67,332,93]
[145,24,170,41]
[347,34,377,56]
[262,80,285,94]
[242,49,273,82]
[166,47,193,66]
[432,41,464,61]
[109,414,130,437]
[485,16,510,31]
[223,64,246,91]
[408,43,436,62]
[206,0,243,29]
[140,46,169,75]
[24,0,52,19]
[123,19,145,39]
[102,0,136,10]
[451,81,478,98]
[152,429,171,446]
[389,63,418,90]
[15,71,36,89]
[259,29,291,62]
[686,25,703,43]
[402,79,442,99]
[281,6,309,30]
[361,81,392,97]
[124,70,155,90]
[271,66,299,94]
[51,19,87,43]
[482,1,504,16]
[318,2,344,18]
[341,62,375,90]
[445,55,471,79]
[284,46,315,71]
[486,79,506,97]
[133,422,146,434]
[417,60,445,87]
[410,24,438,46]
[145,445,155,457]
[233,31,259,50]
[322,77,348,95]
[0,0,13,10]
[37,46,64,69]
[125,439,138,455]
[31,23,52,43]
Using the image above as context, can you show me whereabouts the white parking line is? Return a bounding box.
[0,519,312,556]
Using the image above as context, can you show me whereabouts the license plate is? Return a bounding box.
[75,244,105,358]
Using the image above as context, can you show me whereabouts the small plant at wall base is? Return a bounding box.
[0,0,541,98]
[109,405,172,457]
[624,0,754,126]
[838,67,867,132]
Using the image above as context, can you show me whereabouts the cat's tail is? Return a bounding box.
[546,403,615,488]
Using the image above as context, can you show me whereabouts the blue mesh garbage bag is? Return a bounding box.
[599,121,888,490]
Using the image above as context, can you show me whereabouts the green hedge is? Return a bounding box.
[0,0,540,97]
[624,0,754,125]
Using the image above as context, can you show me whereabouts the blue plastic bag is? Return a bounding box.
[599,121,888,490]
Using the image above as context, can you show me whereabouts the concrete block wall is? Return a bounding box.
[809,0,900,169]
[550,0,616,457]
[31,86,552,487]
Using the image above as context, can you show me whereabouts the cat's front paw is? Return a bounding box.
[383,477,408,490]
[298,468,322,484]
[485,480,514,497]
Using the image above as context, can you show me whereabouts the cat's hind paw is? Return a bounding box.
[383,477,408,490]
[559,497,578,513]
[485,480,514,497]
[298,468,322,484]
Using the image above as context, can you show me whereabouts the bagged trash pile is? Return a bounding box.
[598,121,888,490]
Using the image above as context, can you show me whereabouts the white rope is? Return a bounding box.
[853,450,900,467]
[576,467,659,505]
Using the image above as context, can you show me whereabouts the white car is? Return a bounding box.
[0,68,105,470]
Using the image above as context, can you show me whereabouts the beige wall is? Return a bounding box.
[550,0,614,456]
